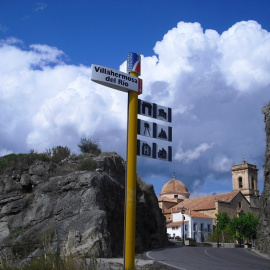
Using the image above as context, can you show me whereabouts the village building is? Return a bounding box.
[158,159,260,242]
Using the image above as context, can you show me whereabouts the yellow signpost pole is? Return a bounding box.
[91,53,172,269]
[124,70,138,270]
[91,53,142,270]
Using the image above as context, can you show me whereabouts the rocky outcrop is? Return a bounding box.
[0,152,167,259]
[256,104,270,254]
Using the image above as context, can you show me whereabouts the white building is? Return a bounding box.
[167,209,213,242]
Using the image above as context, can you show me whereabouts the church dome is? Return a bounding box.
[161,178,189,196]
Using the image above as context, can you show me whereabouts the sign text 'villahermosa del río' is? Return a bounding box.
[91,64,142,94]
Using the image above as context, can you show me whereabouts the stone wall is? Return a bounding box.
[256,103,270,254]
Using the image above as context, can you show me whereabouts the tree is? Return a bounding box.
[228,216,241,244]
[228,213,259,247]
[240,212,259,246]
[78,138,101,156]
[216,212,231,243]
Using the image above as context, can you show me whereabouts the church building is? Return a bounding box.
[158,159,260,242]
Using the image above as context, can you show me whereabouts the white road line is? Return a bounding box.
[146,251,188,270]
[204,248,227,262]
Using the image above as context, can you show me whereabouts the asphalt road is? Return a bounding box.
[146,246,270,270]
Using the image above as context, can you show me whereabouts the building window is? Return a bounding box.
[185,224,188,231]
[193,223,197,231]
[200,223,204,232]
[172,227,175,230]
[251,176,255,189]
[239,202,242,208]
[174,195,178,198]
[238,177,243,188]
[207,224,211,232]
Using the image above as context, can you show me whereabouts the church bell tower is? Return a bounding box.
[231,159,259,207]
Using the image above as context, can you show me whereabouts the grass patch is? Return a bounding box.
[0,252,97,270]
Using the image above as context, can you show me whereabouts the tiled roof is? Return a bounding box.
[158,196,178,203]
[167,208,212,219]
[167,221,187,227]
[161,179,189,195]
[172,191,239,211]
[189,211,212,219]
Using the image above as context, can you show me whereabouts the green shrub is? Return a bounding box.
[10,241,36,260]
[78,158,97,171]
[77,138,101,156]
[37,153,51,162]
[16,252,96,270]
[47,146,71,162]
[0,153,18,171]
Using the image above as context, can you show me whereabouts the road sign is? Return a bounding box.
[137,99,173,162]
[138,99,171,122]
[137,140,172,161]
[91,64,142,94]
[154,142,172,161]
[137,119,172,141]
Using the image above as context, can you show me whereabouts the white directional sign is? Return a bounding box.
[91,64,142,94]
[137,140,172,161]
[137,119,154,138]
[137,119,172,141]
[154,142,172,161]
[137,99,172,161]
[138,99,172,122]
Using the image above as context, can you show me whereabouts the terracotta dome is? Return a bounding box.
[161,178,189,195]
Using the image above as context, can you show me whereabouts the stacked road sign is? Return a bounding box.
[91,52,172,270]
[137,99,172,162]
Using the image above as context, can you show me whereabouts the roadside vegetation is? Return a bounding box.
[0,138,101,174]
[207,212,259,246]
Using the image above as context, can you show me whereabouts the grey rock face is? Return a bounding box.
[20,174,31,188]
[29,161,50,176]
[257,104,270,254]
[0,152,167,259]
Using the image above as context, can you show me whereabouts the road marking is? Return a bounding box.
[204,248,227,262]
[146,251,188,270]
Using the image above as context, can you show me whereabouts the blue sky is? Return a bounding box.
[1,0,270,197]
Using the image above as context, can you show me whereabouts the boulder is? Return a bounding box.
[29,161,50,176]
[20,174,31,188]
[0,152,167,260]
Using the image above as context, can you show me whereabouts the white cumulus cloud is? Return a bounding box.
[0,20,270,196]
[174,143,214,163]
[210,155,233,173]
